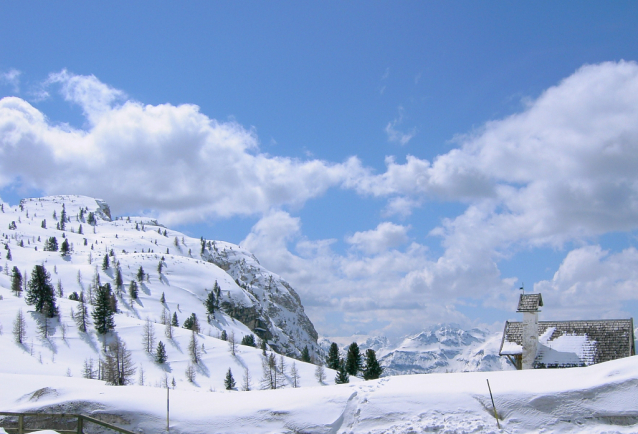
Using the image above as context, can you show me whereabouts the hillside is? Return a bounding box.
[0,195,328,392]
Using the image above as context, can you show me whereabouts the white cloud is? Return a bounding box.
[0,71,364,225]
[535,245,638,319]
[346,222,410,254]
[0,69,21,93]
[46,69,127,124]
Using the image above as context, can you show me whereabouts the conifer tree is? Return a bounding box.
[136,266,145,282]
[241,334,256,347]
[301,346,311,363]
[171,312,179,327]
[345,342,362,376]
[326,342,341,370]
[157,260,163,274]
[362,349,383,380]
[183,313,200,332]
[156,341,167,364]
[25,265,57,317]
[129,281,139,299]
[102,254,110,270]
[335,361,350,384]
[114,265,123,292]
[92,283,115,335]
[60,238,70,256]
[10,266,22,296]
[59,206,66,230]
[224,368,236,390]
[160,292,166,303]
[44,237,58,251]
[87,212,96,225]
[205,290,216,316]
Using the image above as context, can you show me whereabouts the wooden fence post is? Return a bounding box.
[77,415,84,434]
[18,414,23,434]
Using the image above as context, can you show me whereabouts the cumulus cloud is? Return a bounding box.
[535,245,638,319]
[346,222,410,254]
[244,61,638,336]
[0,70,364,224]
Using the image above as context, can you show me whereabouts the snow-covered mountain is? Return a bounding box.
[0,195,331,392]
[323,324,514,376]
[1,194,319,358]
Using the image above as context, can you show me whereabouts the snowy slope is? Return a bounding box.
[0,195,330,392]
[0,356,636,433]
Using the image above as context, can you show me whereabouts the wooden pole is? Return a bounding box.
[18,414,23,434]
[77,415,83,434]
[486,379,501,429]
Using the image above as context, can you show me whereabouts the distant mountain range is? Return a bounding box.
[322,324,515,376]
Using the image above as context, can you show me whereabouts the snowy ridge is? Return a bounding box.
[0,195,328,393]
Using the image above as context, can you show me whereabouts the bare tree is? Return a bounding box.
[228,331,237,356]
[290,362,300,388]
[82,358,95,379]
[138,365,145,386]
[188,331,201,364]
[71,294,90,332]
[142,317,156,354]
[12,309,27,344]
[164,321,173,339]
[315,363,326,385]
[185,364,196,383]
[104,337,136,385]
[241,368,252,391]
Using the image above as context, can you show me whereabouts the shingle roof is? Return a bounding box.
[499,319,635,368]
[516,293,543,312]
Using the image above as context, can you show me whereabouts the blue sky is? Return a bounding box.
[2,2,638,338]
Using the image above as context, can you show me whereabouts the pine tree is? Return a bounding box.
[160,292,166,303]
[301,346,311,363]
[204,290,216,316]
[10,266,22,296]
[164,320,173,339]
[335,360,350,384]
[345,342,362,376]
[102,254,110,270]
[25,265,57,317]
[171,312,179,327]
[362,349,383,380]
[60,238,70,256]
[44,236,58,251]
[114,265,123,292]
[87,212,96,225]
[92,283,115,335]
[59,206,67,230]
[224,368,236,390]
[326,342,340,370]
[157,260,163,274]
[241,334,256,347]
[183,313,200,332]
[129,281,138,299]
[136,266,145,282]
[156,341,167,364]
[12,309,27,344]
